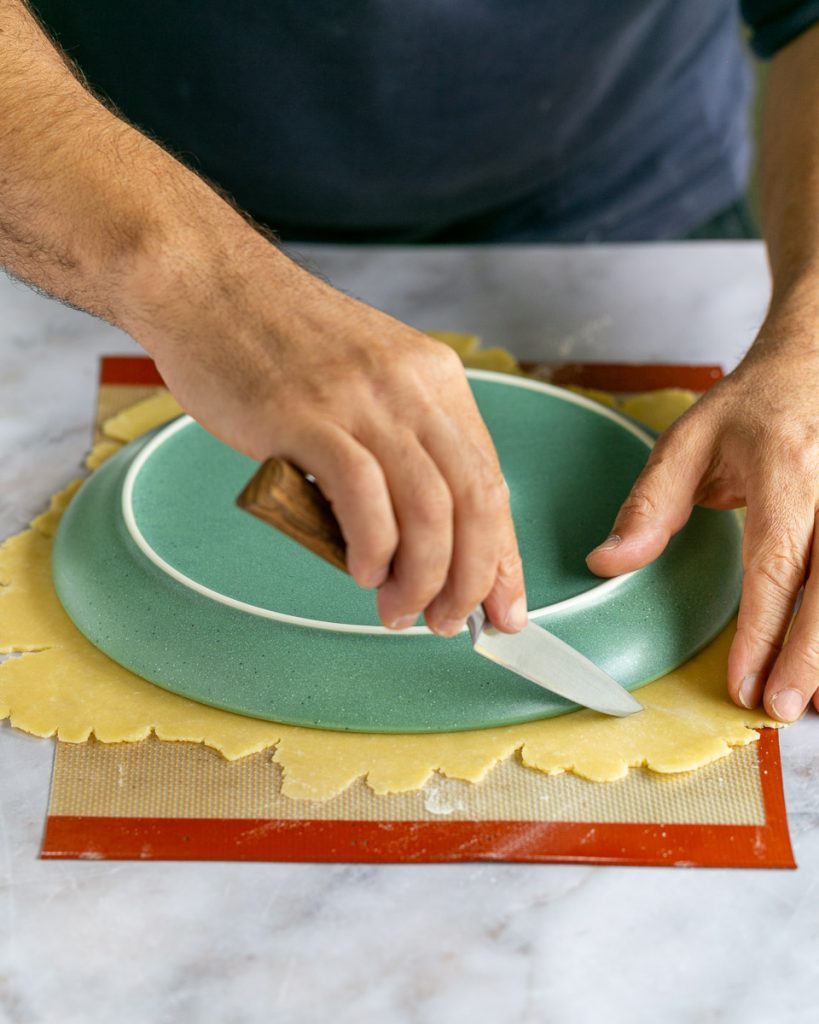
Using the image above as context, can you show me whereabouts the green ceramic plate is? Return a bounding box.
[53,371,742,733]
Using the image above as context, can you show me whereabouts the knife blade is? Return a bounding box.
[466,605,642,717]
[237,457,643,717]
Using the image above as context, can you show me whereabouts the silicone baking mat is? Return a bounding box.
[40,356,795,868]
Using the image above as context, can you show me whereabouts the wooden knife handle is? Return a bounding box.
[236,458,349,573]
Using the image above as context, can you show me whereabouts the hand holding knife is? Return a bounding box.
[237,457,643,718]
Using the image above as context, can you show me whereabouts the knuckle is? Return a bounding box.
[619,486,659,522]
[429,340,464,376]
[787,445,814,476]
[319,468,364,513]
[449,570,498,619]
[497,545,524,583]
[485,476,510,515]
[749,549,806,596]
[353,531,396,572]
[461,474,508,518]
[343,456,380,497]
[396,550,452,608]
[401,571,448,611]
[412,484,454,529]
[735,612,785,653]
[372,529,399,562]
[771,430,819,474]
[650,428,686,459]
[407,340,463,387]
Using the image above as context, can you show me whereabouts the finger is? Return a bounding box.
[284,425,398,590]
[726,486,814,711]
[586,427,708,578]
[760,514,819,723]
[482,511,528,633]
[368,431,454,629]
[422,428,526,636]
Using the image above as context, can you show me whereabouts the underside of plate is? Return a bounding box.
[53,372,742,732]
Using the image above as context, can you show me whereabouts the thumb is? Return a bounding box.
[585,432,706,578]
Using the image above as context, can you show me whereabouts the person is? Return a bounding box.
[1,1,817,725]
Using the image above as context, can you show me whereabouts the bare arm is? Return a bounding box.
[588,22,819,723]
[0,1,527,637]
[0,0,219,319]
[759,20,819,319]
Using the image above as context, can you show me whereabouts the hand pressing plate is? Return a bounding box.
[52,371,743,733]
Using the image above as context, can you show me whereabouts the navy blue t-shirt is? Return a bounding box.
[30,1,819,242]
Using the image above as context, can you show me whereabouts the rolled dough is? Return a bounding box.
[0,345,778,800]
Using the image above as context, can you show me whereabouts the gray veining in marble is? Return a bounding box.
[1,243,818,1024]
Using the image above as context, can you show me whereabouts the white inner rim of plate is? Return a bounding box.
[121,370,652,635]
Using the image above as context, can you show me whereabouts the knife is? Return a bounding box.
[237,458,643,717]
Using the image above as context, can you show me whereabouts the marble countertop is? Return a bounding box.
[2,242,818,1024]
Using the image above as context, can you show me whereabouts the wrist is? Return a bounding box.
[116,192,296,357]
[750,270,819,361]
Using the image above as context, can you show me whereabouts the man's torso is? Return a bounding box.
[33,0,753,241]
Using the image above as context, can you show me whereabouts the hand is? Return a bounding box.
[0,0,526,639]
[585,340,819,723]
[126,236,527,637]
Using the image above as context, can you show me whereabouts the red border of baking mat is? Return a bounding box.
[40,355,795,868]
[42,729,792,865]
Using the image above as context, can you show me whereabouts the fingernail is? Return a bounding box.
[388,613,420,631]
[771,688,804,723]
[590,534,621,555]
[436,618,466,638]
[504,596,529,631]
[738,673,762,709]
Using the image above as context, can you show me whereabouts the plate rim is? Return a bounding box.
[121,369,651,636]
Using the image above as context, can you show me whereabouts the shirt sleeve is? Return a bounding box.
[741,0,819,57]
